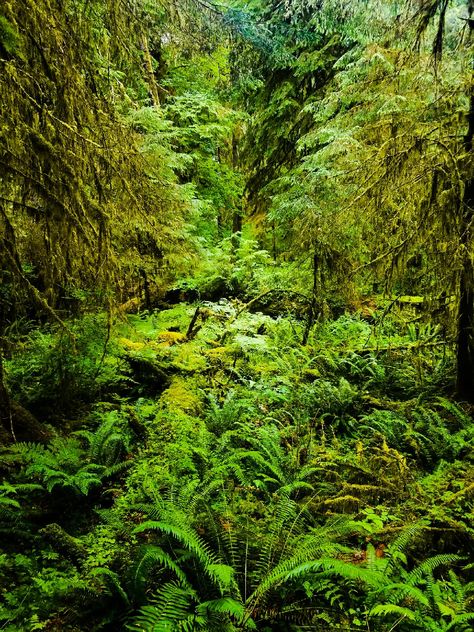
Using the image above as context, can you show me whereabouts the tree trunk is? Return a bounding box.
[302,249,320,345]
[271,222,277,261]
[141,33,160,108]
[0,352,13,440]
[231,133,242,249]
[456,90,474,401]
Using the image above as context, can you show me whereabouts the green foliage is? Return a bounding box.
[75,410,134,466]
[5,435,128,497]
[174,234,308,301]
[0,14,22,57]
[2,300,473,630]
[5,314,124,411]
[2,2,474,631]
[0,0,192,319]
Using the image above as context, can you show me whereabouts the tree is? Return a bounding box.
[236,0,474,398]
[230,1,402,326]
[416,0,474,400]
[363,0,474,399]
[0,0,192,317]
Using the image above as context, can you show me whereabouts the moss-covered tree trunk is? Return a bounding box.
[141,32,161,108]
[0,353,12,439]
[302,248,321,345]
[456,86,474,402]
[231,133,242,249]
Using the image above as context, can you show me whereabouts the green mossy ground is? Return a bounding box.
[1,299,473,631]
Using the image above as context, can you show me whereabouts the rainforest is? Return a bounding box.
[1,0,474,630]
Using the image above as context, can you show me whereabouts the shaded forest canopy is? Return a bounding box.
[1,1,474,630]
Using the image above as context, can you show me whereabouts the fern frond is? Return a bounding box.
[375,581,430,607]
[436,398,472,430]
[407,554,463,586]
[445,612,474,631]
[133,520,218,570]
[256,493,298,575]
[89,567,130,605]
[206,563,238,593]
[6,441,48,462]
[248,555,383,615]
[292,557,386,586]
[0,496,20,509]
[369,603,416,620]
[383,521,425,575]
[196,596,245,619]
[102,460,132,479]
[127,581,197,631]
[135,545,190,587]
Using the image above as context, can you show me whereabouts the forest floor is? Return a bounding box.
[1,299,473,631]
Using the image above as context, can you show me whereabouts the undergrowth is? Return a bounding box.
[0,301,472,631]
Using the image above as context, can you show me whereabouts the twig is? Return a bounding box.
[186,306,202,339]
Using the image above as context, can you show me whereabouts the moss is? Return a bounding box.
[394,296,425,304]
[173,346,208,372]
[152,305,195,332]
[119,337,146,352]
[302,367,321,380]
[160,377,202,414]
[158,330,188,345]
[0,15,22,58]
[206,346,231,359]
[1,1,189,318]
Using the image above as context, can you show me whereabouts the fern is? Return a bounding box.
[435,398,472,430]
[89,567,130,605]
[134,545,190,588]
[445,613,474,631]
[407,554,464,586]
[127,581,197,631]
[373,582,430,606]
[74,410,132,466]
[128,583,247,631]
[134,520,218,571]
[370,603,417,620]
[382,521,426,576]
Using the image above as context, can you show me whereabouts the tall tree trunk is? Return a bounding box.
[141,33,160,108]
[0,352,14,441]
[271,221,277,261]
[231,133,242,249]
[456,85,474,401]
[302,249,320,345]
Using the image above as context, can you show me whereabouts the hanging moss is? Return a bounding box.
[0,0,189,320]
[0,14,22,58]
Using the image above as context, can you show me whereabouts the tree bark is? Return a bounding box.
[141,33,160,108]
[456,90,474,401]
[302,249,320,345]
[231,133,242,249]
[0,352,13,441]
